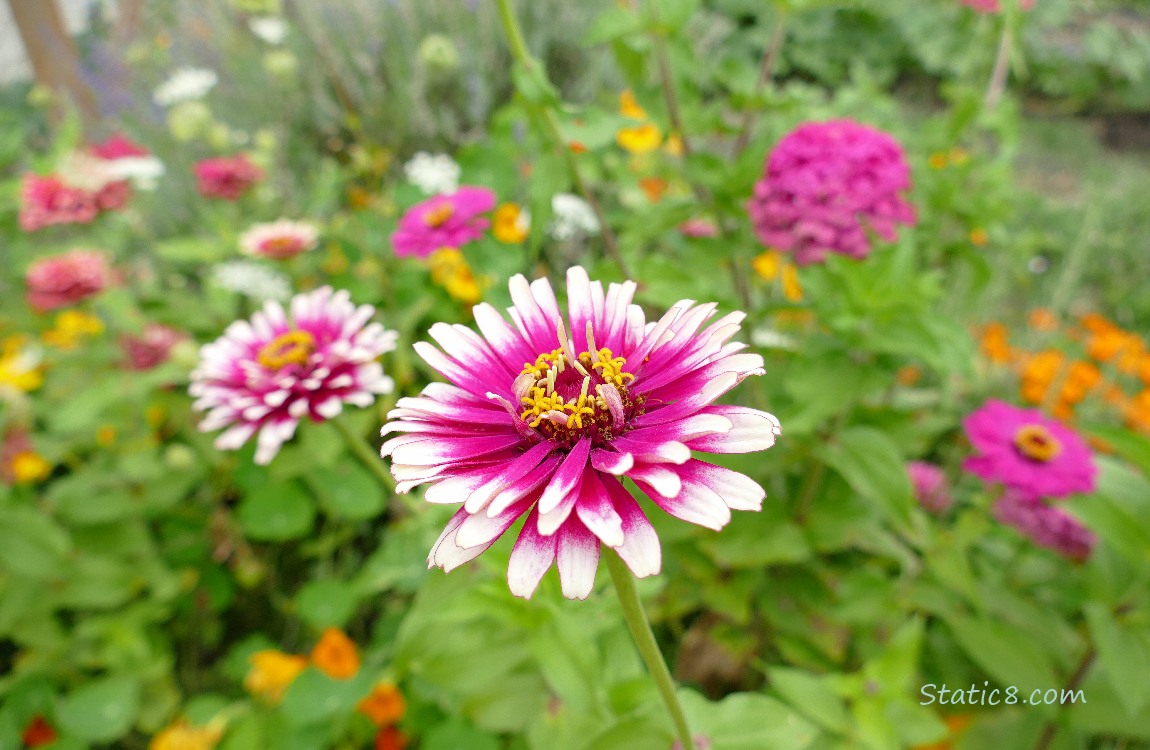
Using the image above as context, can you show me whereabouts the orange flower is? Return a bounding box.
[619,89,647,120]
[357,682,406,726]
[638,177,668,203]
[927,152,948,170]
[781,264,803,302]
[568,141,588,154]
[616,123,662,154]
[911,714,972,750]
[492,203,530,244]
[245,650,307,704]
[1051,400,1074,421]
[428,248,483,305]
[1027,308,1057,331]
[968,228,988,247]
[374,726,408,750]
[663,133,684,157]
[9,450,51,485]
[1059,361,1101,404]
[149,720,224,750]
[979,323,1011,364]
[752,250,782,281]
[1080,313,1114,334]
[1087,329,1128,363]
[1019,349,1065,404]
[311,628,360,680]
[896,365,922,386]
[22,716,57,748]
[1126,390,1150,434]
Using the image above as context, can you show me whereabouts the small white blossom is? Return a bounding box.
[403,152,461,195]
[106,156,166,190]
[56,152,120,192]
[249,17,289,44]
[210,261,291,302]
[153,67,218,107]
[549,193,599,240]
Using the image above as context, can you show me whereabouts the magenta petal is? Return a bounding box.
[603,476,662,578]
[574,469,625,547]
[538,438,592,515]
[508,505,558,599]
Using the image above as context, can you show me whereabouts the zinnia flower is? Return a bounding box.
[907,461,952,514]
[747,119,916,266]
[18,174,100,232]
[89,133,150,160]
[26,249,113,312]
[190,286,398,464]
[194,155,263,201]
[239,219,320,260]
[403,152,461,195]
[390,186,496,258]
[153,67,218,106]
[961,0,1035,13]
[357,682,406,726]
[993,492,1095,562]
[380,266,780,599]
[311,627,360,679]
[123,324,188,370]
[678,218,719,238]
[962,400,1096,500]
[245,650,307,704]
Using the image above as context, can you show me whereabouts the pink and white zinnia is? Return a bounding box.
[380,266,781,600]
[191,287,398,464]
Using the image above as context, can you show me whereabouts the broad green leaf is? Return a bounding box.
[947,617,1058,695]
[768,667,850,733]
[0,509,71,580]
[817,427,914,529]
[57,676,140,743]
[424,721,502,750]
[236,483,316,541]
[679,689,819,750]
[296,580,359,629]
[311,463,385,521]
[1084,603,1150,717]
[280,668,373,726]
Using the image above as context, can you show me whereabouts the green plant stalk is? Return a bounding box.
[492,0,631,278]
[604,550,695,750]
[643,0,691,157]
[733,5,788,156]
[330,415,422,514]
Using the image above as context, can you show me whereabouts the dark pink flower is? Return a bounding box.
[122,324,188,371]
[993,492,1095,562]
[678,218,719,238]
[962,400,1096,500]
[18,174,100,232]
[89,134,150,160]
[380,267,780,600]
[190,287,398,464]
[907,461,952,513]
[194,155,263,201]
[747,119,916,266]
[25,249,113,312]
[390,186,496,258]
[961,0,1035,13]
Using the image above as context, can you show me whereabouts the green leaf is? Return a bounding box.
[280,668,373,726]
[816,427,914,529]
[768,667,850,733]
[296,580,359,629]
[947,616,1058,694]
[155,237,229,263]
[511,63,560,107]
[424,721,502,750]
[236,483,317,541]
[0,509,70,580]
[57,676,140,743]
[1084,603,1150,717]
[311,463,385,521]
[679,689,819,749]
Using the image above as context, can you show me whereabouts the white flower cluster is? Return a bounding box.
[403,152,461,195]
[153,67,218,107]
[249,17,289,44]
[209,261,291,302]
[549,193,599,240]
[107,157,166,191]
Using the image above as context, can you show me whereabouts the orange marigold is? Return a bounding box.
[979,323,1011,364]
[1059,361,1102,404]
[311,628,360,680]
[638,177,668,204]
[616,123,662,154]
[245,650,308,704]
[357,682,406,726]
[374,726,408,750]
[1027,308,1058,332]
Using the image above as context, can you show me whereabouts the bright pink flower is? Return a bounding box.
[239,219,320,260]
[89,134,150,160]
[993,492,1094,562]
[380,267,780,600]
[390,187,496,258]
[18,174,100,232]
[122,324,188,371]
[962,400,1096,500]
[190,287,398,464]
[677,218,719,238]
[94,179,132,212]
[747,119,916,266]
[25,249,113,312]
[961,0,1035,13]
[194,155,263,201]
[907,461,952,514]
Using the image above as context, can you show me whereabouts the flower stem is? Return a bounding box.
[604,549,695,749]
[984,15,1013,109]
[491,0,630,278]
[330,415,422,514]
[733,5,788,157]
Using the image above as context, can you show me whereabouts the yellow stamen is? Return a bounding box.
[258,330,316,370]
[423,203,454,228]
[1014,424,1061,463]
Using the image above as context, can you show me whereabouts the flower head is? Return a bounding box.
[678,218,719,238]
[374,727,409,750]
[550,193,599,240]
[42,310,105,350]
[18,174,99,232]
[311,627,360,679]
[0,336,43,393]
[358,682,406,726]
[391,187,496,258]
[245,650,308,704]
[403,152,461,195]
[190,287,397,464]
[21,716,58,748]
[961,0,1035,13]
[428,249,483,304]
[381,267,779,599]
[26,249,113,312]
[149,720,224,750]
[89,133,150,160]
[962,400,1096,500]
[239,219,320,260]
[210,261,292,302]
[493,203,530,244]
[123,324,188,370]
[617,123,662,154]
[249,16,289,44]
[194,155,263,201]
[907,461,952,514]
[748,119,916,266]
[154,67,218,106]
[993,492,1094,562]
[2,431,51,486]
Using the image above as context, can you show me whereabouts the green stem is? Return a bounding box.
[331,415,421,514]
[492,0,631,278]
[604,550,695,750]
[644,0,691,157]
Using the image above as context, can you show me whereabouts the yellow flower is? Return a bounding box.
[245,650,308,704]
[428,249,483,305]
[949,147,970,166]
[96,426,117,447]
[752,251,782,281]
[493,203,530,244]
[42,310,104,350]
[0,340,43,393]
[311,627,360,680]
[969,228,988,247]
[357,681,406,726]
[616,123,662,154]
[979,323,1012,365]
[928,152,949,170]
[1028,308,1058,332]
[149,720,224,750]
[781,264,803,302]
[663,133,684,157]
[10,451,51,484]
[619,89,647,120]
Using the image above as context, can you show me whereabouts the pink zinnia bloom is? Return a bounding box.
[961,0,1035,13]
[993,492,1095,562]
[747,119,916,266]
[18,174,100,232]
[26,249,113,312]
[89,134,150,160]
[239,219,320,260]
[908,461,952,514]
[678,218,719,238]
[194,155,263,201]
[123,324,188,371]
[380,266,781,600]
[391,186,496,258]
[190,287,398,464]
[962,399,1096,500]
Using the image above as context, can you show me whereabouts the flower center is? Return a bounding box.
[1013,424,1061,463]
[259,236,302,257]
[516,332,641,447]
[258,330,315,370]
[423,203,454,228]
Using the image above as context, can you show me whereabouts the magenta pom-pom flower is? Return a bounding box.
[962,400,1096,500]
[390,186,496,258]
[190,287,398,464]
[239,219,320,260]
[194,155,264,201]
[18,174,100,232]
[747,119,916,266]
[380,266,781,600]
[26,249,113,312]
[907,461,952,514]
[961,0,1035,13]
[993,492,1095,562]
[89,134,150,161]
